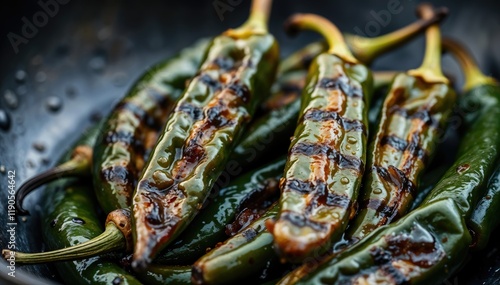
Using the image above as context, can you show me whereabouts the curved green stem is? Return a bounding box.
[442,38,497,91]
[225,0,272,37]
[285,13,358,63]
[408,4,448,83]
[345,8,447,65]
[3,223,125,264]
[373,70,399,90]
[15,152,91,216]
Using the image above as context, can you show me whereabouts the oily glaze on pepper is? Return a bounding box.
[279,24,500,285]
[7,129,142,284]
[266,14,373,262]
[93,39,210,214]
[131,0,279,269]
[347,5,455,242]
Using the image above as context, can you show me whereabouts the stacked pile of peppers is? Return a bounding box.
[4,1,500,284]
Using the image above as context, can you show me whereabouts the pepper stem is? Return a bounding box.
[442,38,497,91]
[2,223,125,264]
[345,7,447,65]
[373,71,399,90]
[15,148,92,216]
[285,14,358,64]
[408,4,448,83]
[225,0,272,38]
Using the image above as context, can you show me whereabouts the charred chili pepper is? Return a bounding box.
[469,164,500,251]
[156,157,284,265]
[131,0,280,269]
[93,38,210,214]
[240,13,446,169]
[4,133,141,285]
[192,202,280,285]
[15,125,99,215]
[266,13,373,262]
[346,5,455,242]
[279,31,500,285]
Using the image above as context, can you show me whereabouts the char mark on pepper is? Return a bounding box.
[176,103,204,121]
[390,107,438,129]
[374,165,416,196]
[291,142,364,173]
[317,76,363,98]
[280,211,328,232]
[284,179,351,209]
[303,109,366,134]
[361,199,401,222]
[198,73,223,91]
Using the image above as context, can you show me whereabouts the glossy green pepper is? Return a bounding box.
[131,0,280,269]
[347,5,455,242]
[4,129,141,285]
[192,202,280,285]
[279,15,500,285]
[267,13,373,262]
[469,164,500,251]
[135,265,191,285]
[93,38,210,214]
[239,13,446,170]
[156,157,284,265]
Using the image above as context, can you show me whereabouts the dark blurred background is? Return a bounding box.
[0,1,499,284]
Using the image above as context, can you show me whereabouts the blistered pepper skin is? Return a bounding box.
[192,203,280,285]
[348,73,456,241]
[155,158,285,265]
[132,29,279,266]
[39,130,142,285]
[269,53,373,261]
[281,39,500,285]
[93,39,210,214]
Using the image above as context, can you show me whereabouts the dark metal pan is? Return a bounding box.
[1,1,499,284]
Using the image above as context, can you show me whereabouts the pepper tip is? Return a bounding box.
[283,14,304,38]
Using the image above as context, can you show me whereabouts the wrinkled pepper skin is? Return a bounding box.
[136,265,191,285]
[38,130,141,285]
[287,199,470,285]
[469,164,500,250]
[348,73,456,241]
[192,203,280,285]
[132,25,279,266]
[93,39,210,214]
[156,157,285,265]
[269,52,373,261]
[282,75,500,285]
[41,181,142,285]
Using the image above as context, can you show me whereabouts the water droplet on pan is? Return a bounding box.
[33,142,46,152]
[46,96,62,112]
[0,165,6,174]
[89,56,106,72]
[15,70,27,83]
[3,90,18,109]
[35,71,47,83]
[0,109,11,131]
[65,86,77,98]
[16,85,27,95]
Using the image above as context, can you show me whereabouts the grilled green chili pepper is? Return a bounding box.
[9,154,284,265]
[192,202,280,285]
[4,131,141,285]
[346,5,455,242]
[469,164,500,251]
[15,125,98,215]
[131,0,280,269]
[266,13,373,262]
[279,19,500,285]
[93,38,210,214]
[241,14,446,169]
[156,157,284,265]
